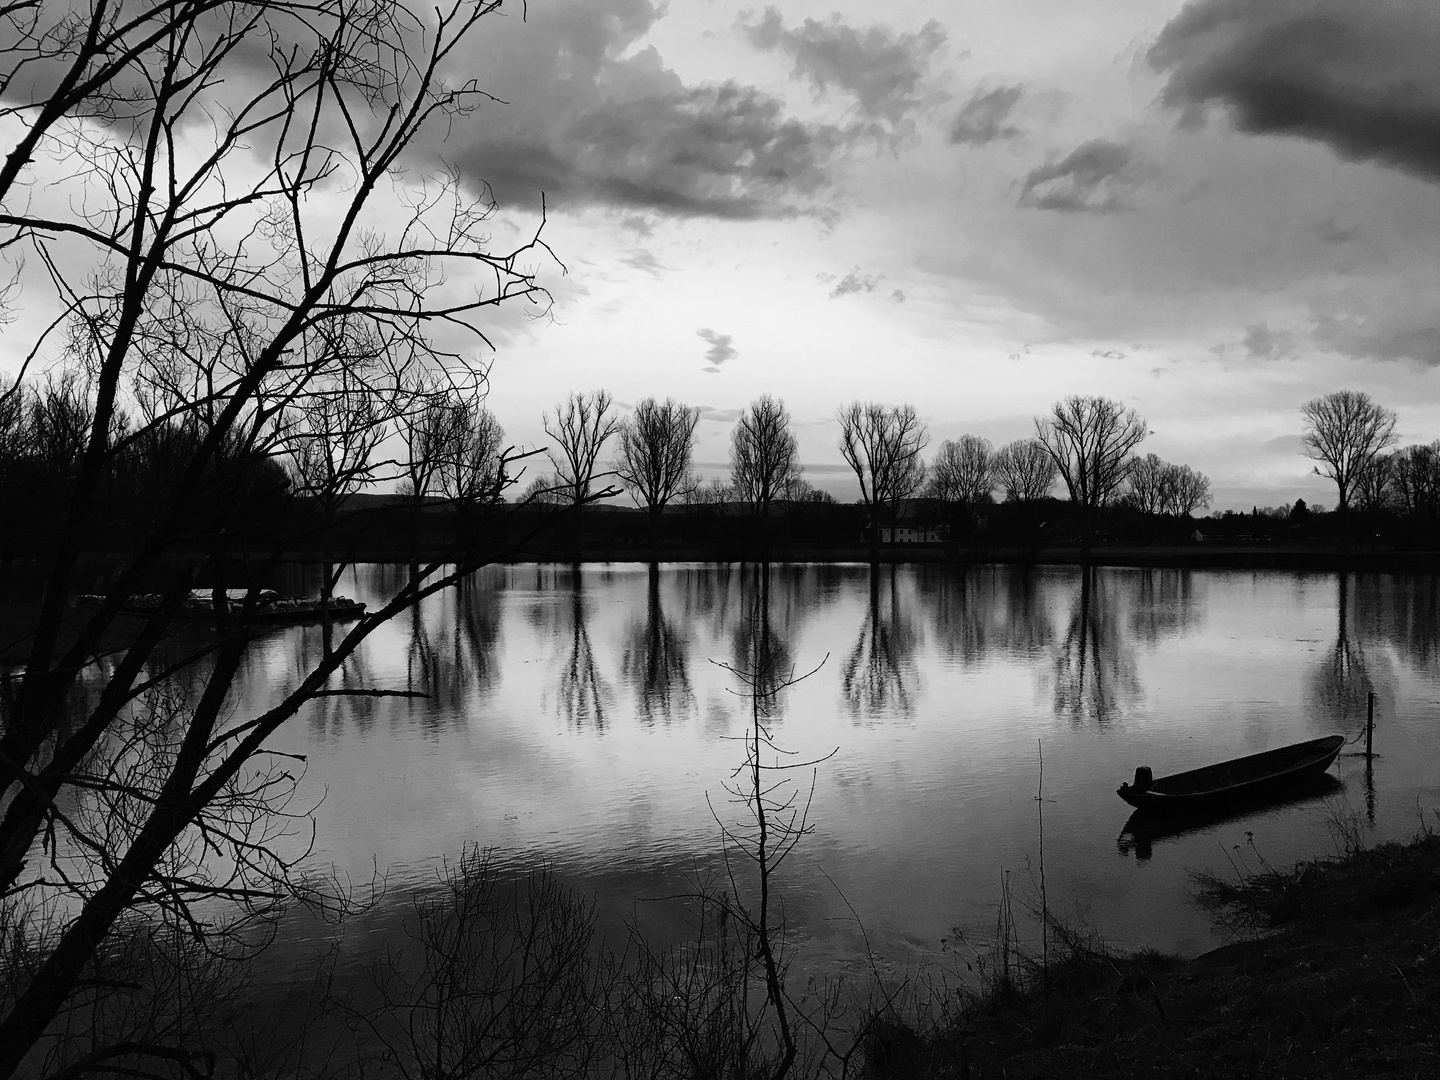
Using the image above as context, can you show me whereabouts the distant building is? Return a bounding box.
[861,500,947,543]
[867,523,943,543]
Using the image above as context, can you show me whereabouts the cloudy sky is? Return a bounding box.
[425,0,1440,511]
[11,0,1440,512]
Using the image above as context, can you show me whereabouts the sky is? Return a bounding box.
[431,0,1440,511]
[12,0,1440,512]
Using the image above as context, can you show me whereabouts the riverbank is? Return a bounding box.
[886,828,1440,1078]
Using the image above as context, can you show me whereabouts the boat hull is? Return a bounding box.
[1117,734,1346,812]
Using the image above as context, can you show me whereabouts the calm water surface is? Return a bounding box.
[233,563,1440,978]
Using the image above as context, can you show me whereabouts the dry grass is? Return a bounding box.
[859,826,1440,1079]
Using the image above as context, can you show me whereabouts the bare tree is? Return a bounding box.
[284,372,392,523]
[1124,453,1170,516]
[836,401,928,558]
[729,394,802,518]
[993,438,1057,502]
[438,395,507,507]
[1164,463,1212,517]
[1300,390,1398,517]
[0,2,562,1073]
[925,435,994,506]
[518,471,568,505]
[1391,443,1440,517]
[543,390,622,506]
[1036,395,1147,548]
[1354,452,1394,517]
[615,397,700,537]
[396,378,466,504]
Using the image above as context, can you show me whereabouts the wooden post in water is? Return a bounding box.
[1366,691,1374,760]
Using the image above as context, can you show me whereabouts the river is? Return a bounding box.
[203,561,1440,989]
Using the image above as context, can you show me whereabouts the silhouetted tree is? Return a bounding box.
[1127,455,1211,518]
[1300,389,1397,518]
[285,372,392,522]
[517,471,567,504]
[837,401,928,560]
[438,395,506,505]
[544,390,621,507]
[616,397,700,545]
[730,394,802,518]
[1036,395,1147,551]
[1351,452,1391,518]
[1164,463,1211,516]
[926,435,994,505]
[1388,443,1440,517]
[397,379,465,500]
[1124,453,1170,516]
[993,438,1057,502]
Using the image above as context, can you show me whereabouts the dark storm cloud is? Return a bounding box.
[1019,139,1142,213]
[741,7,947,134]
[697,328,737,369]
[436,0,844,219]
[1151,0,1440,181]
[949,85,1024,145]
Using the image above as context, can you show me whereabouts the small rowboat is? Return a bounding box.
[1117,734,1346,811]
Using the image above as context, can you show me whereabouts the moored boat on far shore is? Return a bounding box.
[74,589,366,624]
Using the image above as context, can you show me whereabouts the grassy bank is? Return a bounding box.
[880,827,1440,1078]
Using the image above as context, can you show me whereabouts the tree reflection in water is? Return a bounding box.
[1128,568,1201,645]
[842,565,920,719]
[291,612,384,737]
[406,570,503,714]
[1308,573,1388,734]
[555,567,613,730]
[621,563,694,725]
[919,564,1054,664]
[1350,572,1440,678]
[1049,565,1140,727]
[730,564,793,709]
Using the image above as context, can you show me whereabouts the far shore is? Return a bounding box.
[272,541,1440,572]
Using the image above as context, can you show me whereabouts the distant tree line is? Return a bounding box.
[16,367,1440,563]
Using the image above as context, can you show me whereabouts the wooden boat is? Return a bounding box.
[1117,735,1346,811]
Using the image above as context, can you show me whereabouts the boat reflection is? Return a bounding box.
[1116,773,1345,861]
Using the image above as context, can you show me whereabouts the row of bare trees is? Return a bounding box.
[529,392,1210,559]
[837,395,1211,555]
